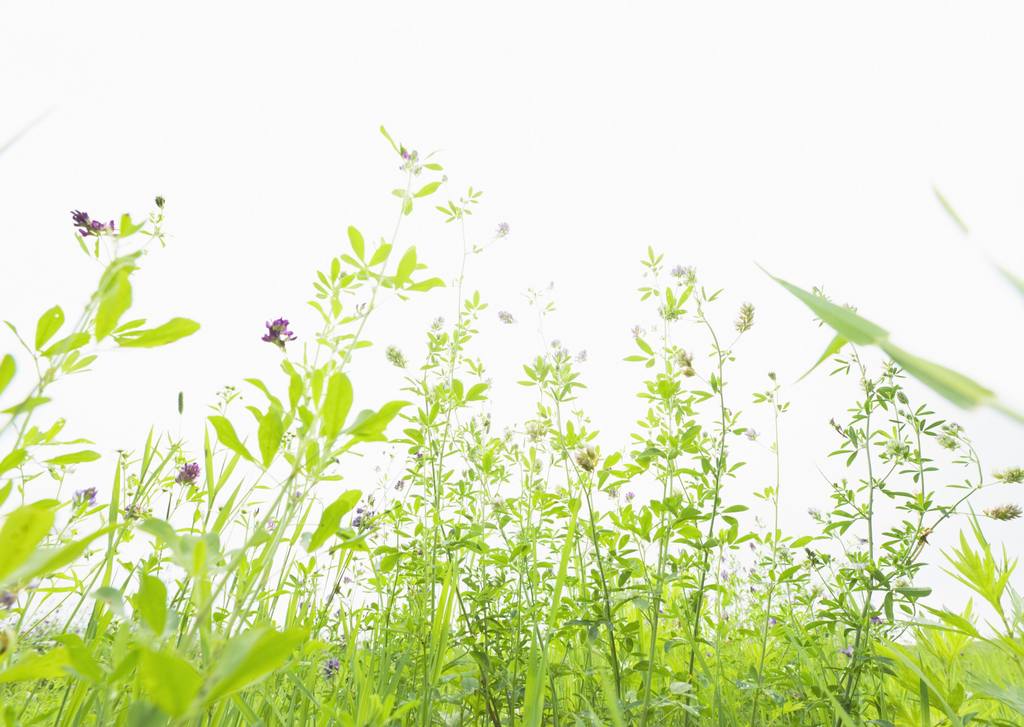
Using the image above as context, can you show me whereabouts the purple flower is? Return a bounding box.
[767,617,777,627]
[71,210,115,237]
[496,222,510,238]
[175,462,200,486]
[0,591,16,609]
[322,657,340,679]
[840,646,854,658]
[624,491,635,503]
[262,318,297,350]
[870,615,883,625]
[73,487,97,508]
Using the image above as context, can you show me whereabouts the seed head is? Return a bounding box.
[574,446,599,472]
[995,467,1024,485]
[498,310,515,324]
[983,503,1023,521]
[385,345,407,368]
[735,302,755,333]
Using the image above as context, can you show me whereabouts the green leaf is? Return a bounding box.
[798,333,847,382]
[42,332,90,358]
[257,407,283,468]
[933,186,969,235]
[208,416,253,462]
[345,400,409,443]
[320,372,353,441]
[348,226,365,260]
[395,246,417,286]
[115,318,200,348]
[763,270,888,345]
[369,243,392,266]
[1,396,49,416]
[880,342,994,410]
[0,502,55,583]
[0,646,70,683]
[414,181,442,198]
[137,574,168,635]
[307,490,361,552]
[9,525,116,584]
[407,277,446,293]
[35,306,64,350]
[0,449,27,476]
[201,626,306,705]
[46,450,102,466]
[118,213,145,238]
[0,354,15,396]
[96,270,133,341]
[140,649,201,717]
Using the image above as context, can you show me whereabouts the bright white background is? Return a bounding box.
[2,2,1023,606]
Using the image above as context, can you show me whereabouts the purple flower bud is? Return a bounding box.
[767,617,777,627]
[496,222,510,238]
[175,462,200,485]
[322,657,340,679]
[73,487,98,508]
[840,646,854,658]
[870,615,882,625]
[71,210,115,237]
[262,318,297,350]
[0,591,16,609]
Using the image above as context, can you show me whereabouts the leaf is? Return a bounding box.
[307,490,361,552]
[0,502,55,583]
[257,407,283,468]
[369,243,392,266]
[798,333,847,382]
[42,332,90,358]
[140,649,201,717]
[208,416,253,462]
[0,354,15,396]
[9,525,116,584]
[201,626,306,705]
[0,449,27,476]
[999,266,1024,301]
[880,342,994,411]
[34,306,64,350]
[407,277,445,293]
[95,270,133,341]
[348,226,365,261]
[0,646,70,683]
[763,269,888,345]
[1,396,49,415]
[395,246,417,286]
[46,450,102,466]
[414,181,442,198]
[320,372,353,441]
[137,574,168,635]
[933,186,969,236]
[345,400,409,442]
[115,318,200,348]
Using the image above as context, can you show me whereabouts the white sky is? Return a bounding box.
[2,2,1023,608]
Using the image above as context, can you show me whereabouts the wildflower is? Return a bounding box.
[744,429,759,441]
[71,210,115,237]
[175,462,201,486]
[870,615,882,625]
[983,503,1023,522]
[385,345,407,368]
[995,466,1024,484]
[0,591,15,610]
[322,657,340,679]
[394,479,405,492]
[262,318,297,350]
[631,325,644,339]
[670,265,687,279]
[431,316,445,331]
[624,491,635,503]
[73,487,97,508]
[735,302,755,333]
[498,310,515,324]
[574,446,599,472]
[840,647,854,658]
[496,222,510,238]
[265,518,279,532]
[767,617,777,627]
[124,503,150,520]
[658,304,680,322]
[575,350,588,363]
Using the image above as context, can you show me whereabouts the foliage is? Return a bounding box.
[1,130,1022,726]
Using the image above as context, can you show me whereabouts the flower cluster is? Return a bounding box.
[983,503,1023,521]
[497,310,515,324]
[385,345,407,368]
[994,466,1024,484]
[496,222,510,238]
[71,210,116,237]
[73,487,97,508]
[262,318,297,350]
[574,446,599,472]
[175,462,200,486]
[735,302,756,333]
[322,657,340,679]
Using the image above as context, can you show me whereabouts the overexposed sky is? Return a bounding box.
[2,2,1023,605]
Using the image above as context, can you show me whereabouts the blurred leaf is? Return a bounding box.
[208,416,253,462]
[0,449,27,476]
[137,575,168,635]
[881,343,994,411]
[35,306,64,350]
[96,270,133,341]
[933,186,969,235]
[320,372,353,441]
[764,271,887,345]
[0,646,70,683]
[0,502,55,583]
[307,490,361,552]
[46,450,101,466]
[201,626,306,705]
[115,318,199,348]
[257,406,283,468]
[140,649,201,717]
[42,332,90,358]
[0,354,15,396]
